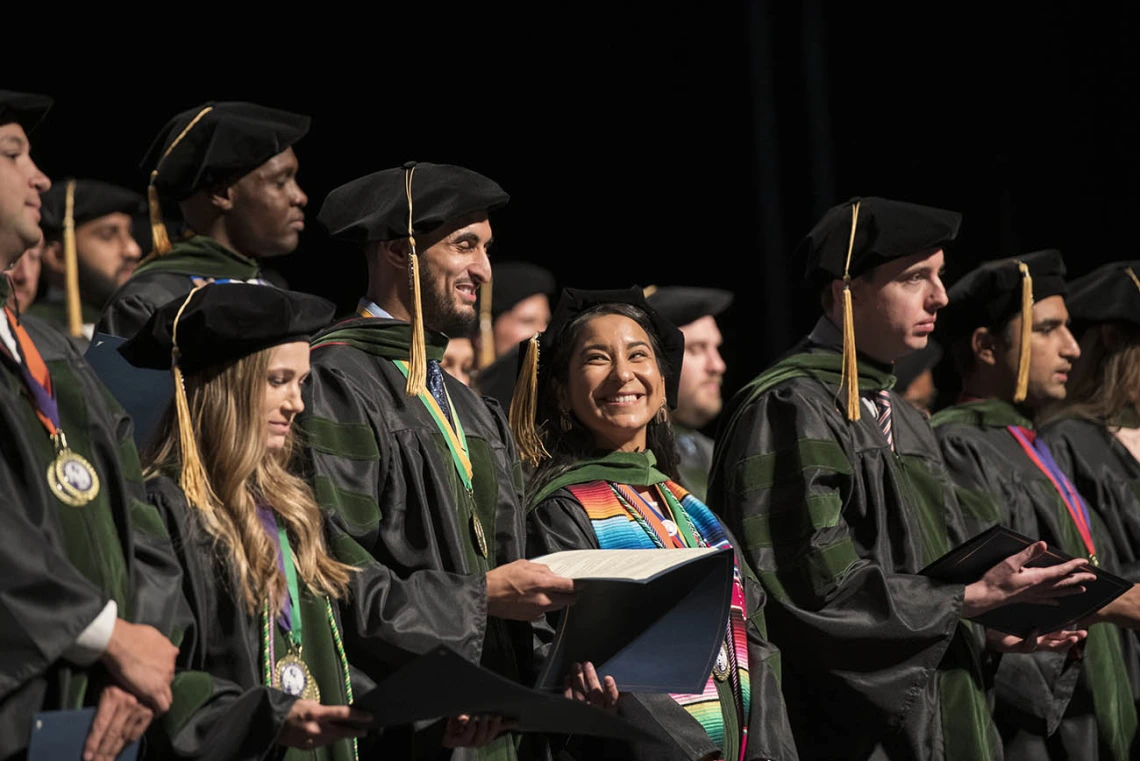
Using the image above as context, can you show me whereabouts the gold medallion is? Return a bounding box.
[48,449,100,507]
[471,513,489,558]
[712,642,731,682]
[275,651,320,701]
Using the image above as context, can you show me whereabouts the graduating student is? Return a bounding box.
[97,101,309,338]
[933,250,1140,761]
[33,179,144,346]
[708,197,1094,761]
[1041,261,1140,583]
[301,162,576,760]
[120,283,504,759]
[0,90,181,761]
[517,286,798,761]
[645,285,732,500]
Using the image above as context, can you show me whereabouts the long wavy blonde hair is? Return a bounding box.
[145,347,355,615]
[1045,322,1140,425]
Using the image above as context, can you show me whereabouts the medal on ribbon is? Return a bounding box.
[269,515,320,701]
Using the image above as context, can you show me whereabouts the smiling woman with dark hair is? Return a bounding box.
[513,287,799,761]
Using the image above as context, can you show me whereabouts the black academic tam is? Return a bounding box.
[646,286,733,329]
[40,180,146,239]
[940,249,1068,342]
[0,90,52,133]
[1065,260,1140,329]
[318,161,509,244]
[118,283,334,374]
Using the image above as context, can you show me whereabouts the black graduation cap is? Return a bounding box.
[0,90,52,133]
[800,196,962,285]
[940,250,1068,341]
[119,282,334,374]
[1064,260,1140,329]
[489,262,557,320]
[940,249,1067,402]
[143,101,311,201]
[40,180,146,239]
[317,161,509,243]
[509,287,685,466]
[644,286,733,328]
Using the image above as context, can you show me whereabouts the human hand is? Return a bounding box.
[442,714,515,748]
[486,559,577,620]
[562,661,619,712]
[83,685,153,761]
[100,619,178,713]
[985,626,1087,654]
[277,701,373,749]
[962,542,1095,617]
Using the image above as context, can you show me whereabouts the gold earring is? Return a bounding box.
[559,409,573,432]
[656,404,667,423]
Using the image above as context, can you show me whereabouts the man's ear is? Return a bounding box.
[208,184,236,212]
[971,326,1000,367]
[40,239,65,275]
[378,239,410,268]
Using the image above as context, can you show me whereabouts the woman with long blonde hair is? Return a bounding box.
[120,283,501,760]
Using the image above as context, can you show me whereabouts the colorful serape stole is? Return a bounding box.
[565,479,751,761]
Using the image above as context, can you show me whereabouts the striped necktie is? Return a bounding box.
[874,389,894,450]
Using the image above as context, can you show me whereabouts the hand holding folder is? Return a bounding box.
[921,525,1131,637]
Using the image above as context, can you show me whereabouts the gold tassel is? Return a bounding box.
[405,247,427,396]
[642,284,658,298]
[1013,261,1033,403]
[148,172,172,256]
[508,333,549,466]
[62,180,82,337]
[838,201,862,421]
[1125,266,1140,295]
[171,285,213,509]
[147,105,214,258]
[478,280,495,369]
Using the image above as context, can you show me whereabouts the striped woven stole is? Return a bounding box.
[564,479,751,760]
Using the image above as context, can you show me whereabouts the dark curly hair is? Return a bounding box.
[527,302,679,502]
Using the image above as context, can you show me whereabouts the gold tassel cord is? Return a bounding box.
[839,201,862,421]
[478,280,495,369]
[1013,261,1034,403]
[171,284,213,509]
[508,334,549,467]
[147,105,214,258]
[403,165,427,396]
[642,285,658,298]
[62,180,82,338]
[1125,266,1140,295]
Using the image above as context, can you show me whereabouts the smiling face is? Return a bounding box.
[563,313,667,453]
[0,122,50,265]
[418,213,493,336]
[263,341,310,452]
[845,249,949,363]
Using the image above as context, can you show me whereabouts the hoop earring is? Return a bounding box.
[559,409,573,432]
[656,404,668,423]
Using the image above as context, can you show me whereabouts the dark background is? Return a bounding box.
[11,4,1140,403]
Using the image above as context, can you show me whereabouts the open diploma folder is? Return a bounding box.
[353,646,655,743]
[27,708,139,761]
[532,547,734,694]
[921,525,1132,637]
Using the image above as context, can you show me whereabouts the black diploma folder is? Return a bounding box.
[27,708,139,761]
[352,646,656,743]
[920,525,1131,637]
[532,547,735,693]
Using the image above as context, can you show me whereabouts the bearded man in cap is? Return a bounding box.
[32,179,145,347]
[300,162,576,760]
[708,197,1096,761]
[97,101,310,338]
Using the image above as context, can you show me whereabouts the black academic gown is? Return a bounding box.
[26,294,101,353]
[707,317,1002,761]
[146,475,486,761]
[933,399,1138,761]
[674,425,715,503]
[1042,413,1140,707]
[299,317,541,761]
[526,459,799,761]
[96,236,263,339]
[0,305,183,761]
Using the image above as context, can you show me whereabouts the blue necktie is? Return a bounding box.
[427,359,454,426]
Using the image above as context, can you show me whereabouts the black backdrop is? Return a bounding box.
[10,4,1140,404]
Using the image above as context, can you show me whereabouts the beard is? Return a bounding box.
[421,276,477,337]
[75,256,123,310]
